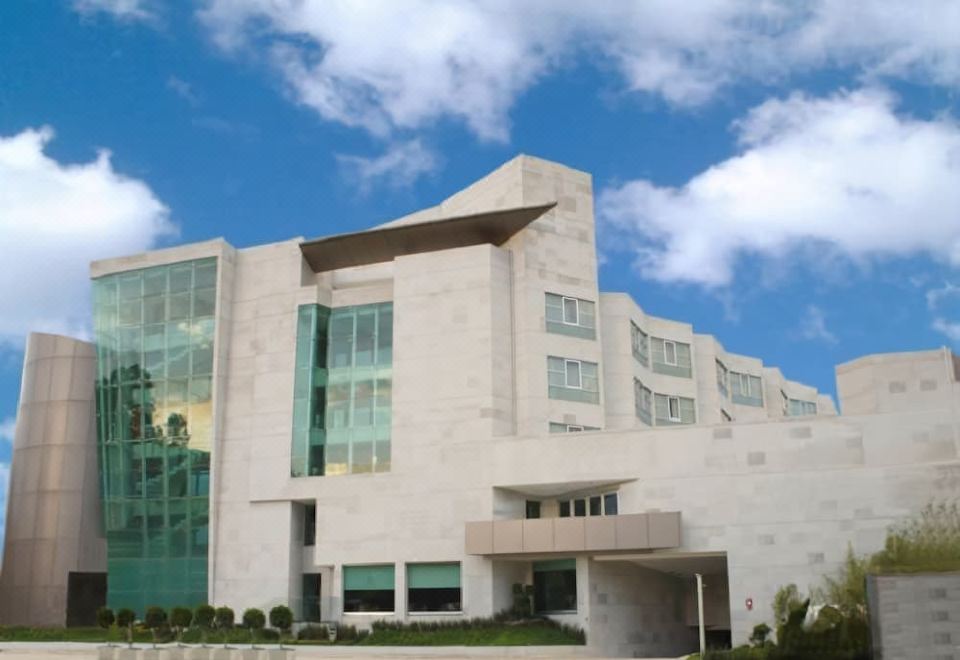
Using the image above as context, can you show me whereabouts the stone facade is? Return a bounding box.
[1,155,959,658]
[867,573,960,660]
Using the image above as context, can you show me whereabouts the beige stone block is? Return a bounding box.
[648,511,682,549]
[492,519,524,554]
[585,516,616,551]
[465,521,493,555]
[615,513,649,550]
[553,517,585,551]
[522,518,554,552]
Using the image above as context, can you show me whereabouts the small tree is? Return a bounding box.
[170,607,193,644]
[116,608,136,648]
[215,606,235,647]
[510,583,533,619]
[96,606,115,629]
[193,604,216,647]
[749,622,771,647]
[243,608,266,646]
[144,606,167,648]
[269,605,293,646]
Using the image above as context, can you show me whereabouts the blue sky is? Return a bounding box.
[1,1,959,540]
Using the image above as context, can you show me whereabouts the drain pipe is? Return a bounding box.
[696,573,706,656]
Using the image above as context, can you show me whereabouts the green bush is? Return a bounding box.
[214,606,234,631]
[95,607,115,629]
[144,606,167,629]
[193,604,215,630]
[170,607,192,630]
[242,608,266,630]
[116,609,136,628]
[268,605,293,633]
[297,624,331,641]
[748,623,770,646]
[359,616,585,646]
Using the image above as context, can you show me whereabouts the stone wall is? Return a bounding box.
[867,572,960,660]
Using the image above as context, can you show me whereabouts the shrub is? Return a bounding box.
[749,622,771,646]
[297,624,331,641]
[510,583,533,619]
[144,606,167,629]
[193,604,215,630]
[116,608,136,628]
[214,606,235,631]
[268,605,293,633]
[242,608,266,630]
[170,606,192,642]
[96,607,115,629]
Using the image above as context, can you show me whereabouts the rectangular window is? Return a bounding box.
[603,493,618,515]
[654,394,696,425]
[731,372,763,407]
[650,337,693,378]
[407,563,461,613]
[716,360,729,398]
[545,293,596,339]
[559,501,571,518]
[573,499,587,517]
[634,379,653,425]
[533,559,577,613]
[589,496,601,516]
[547,356,600,404]
[565,360,581,388]
[631,322,649,366]
[343,564,395,613]
[787,399,817,416]
[549,422,599,433]
[302,573,321,622]
[668,396,680,421]
[562,297,579,324]
[664,340,677,365]
[303,503,316,547]
[525,500,541,519]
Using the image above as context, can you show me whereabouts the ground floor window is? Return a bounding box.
[302,573,321,621]
[343,564,395,612]
[407,562,461,612]
[533,559,577,613]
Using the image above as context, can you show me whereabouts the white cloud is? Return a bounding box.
[72,0,156,22]
[926,282,960,310]
[336,141,438,191]
[0,127,175,346]
[598,88,960,287]
[196,1,960,141]
[797,305,837,344]
[0,418,13,445]
[167,76,200,106]
[932,318,960,343]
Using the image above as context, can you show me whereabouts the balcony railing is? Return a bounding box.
[464,511,681,555]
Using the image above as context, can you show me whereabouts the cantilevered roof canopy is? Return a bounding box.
[299,202,556,272]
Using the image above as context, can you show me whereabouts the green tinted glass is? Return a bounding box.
[93,257,217,615]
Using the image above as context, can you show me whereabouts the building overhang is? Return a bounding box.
[465,511,681,556]
[299,202,556,272]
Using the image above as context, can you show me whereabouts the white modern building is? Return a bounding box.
[2,155,959,658]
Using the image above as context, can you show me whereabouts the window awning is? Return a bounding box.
[299,202,556,273]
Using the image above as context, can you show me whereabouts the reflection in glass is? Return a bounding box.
[291,302,393,477]
[93,257,217,615]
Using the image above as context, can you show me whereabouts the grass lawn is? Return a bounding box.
[357,624,584,646]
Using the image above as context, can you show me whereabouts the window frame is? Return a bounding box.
[342,564,396,614]
[564,359,582,389]
[663,340,678,366]
[667,396,681,422]
[406,562,463,615]
[561,296,580,326]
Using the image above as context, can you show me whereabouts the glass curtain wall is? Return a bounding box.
[93,258,217,614]
[292,302,393,477]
